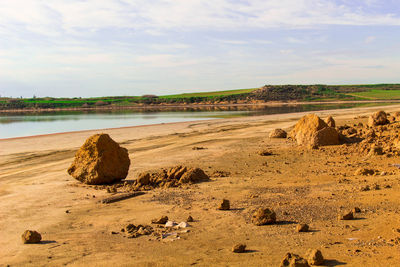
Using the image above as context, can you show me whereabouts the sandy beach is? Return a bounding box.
[2,104,400,266]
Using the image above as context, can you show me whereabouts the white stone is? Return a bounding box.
[165,221,178,227]
[177,222,190,228]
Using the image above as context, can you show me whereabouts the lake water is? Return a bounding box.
[0,103,391,139]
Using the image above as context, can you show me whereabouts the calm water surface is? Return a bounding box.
[0,103,391,139]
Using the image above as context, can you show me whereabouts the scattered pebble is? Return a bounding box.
[296,224,309,232]
[232,243,246,253]
[152,216,169,224]
[353,207,361,213]
[218,199,230,210]
[338,211,354,220]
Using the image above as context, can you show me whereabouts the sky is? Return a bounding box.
[0,0,400,98]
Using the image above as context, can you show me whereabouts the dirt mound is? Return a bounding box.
[324,116,335,127]
[269,128,287,138]
[368,111,388,127]
[67,134,130,185]
[290,114,339,147]
[251,208,276,225]
[22,230,42,244]
[130,166,209,191]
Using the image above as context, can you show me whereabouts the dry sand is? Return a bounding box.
[2,104,400,266]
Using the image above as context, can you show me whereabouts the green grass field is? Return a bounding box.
[349,89,400,100]
[159,88,257,99]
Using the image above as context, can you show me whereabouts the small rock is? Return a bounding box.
[232,243,246,253]
[353,207,361,213]
[251,208,276,226]
[338,211,354,220]
[218,199,230,210]
[368,111,388,127]
[280,253,310,267]
[360,185,370,191]
[137,172,151,185]
[368,144,384,156]
[296,224,309,232]
[165,221,178,228]
[177,222,190,228]
[354,168,375,176]
[21,230,42,244]
[305,249,324,265]
[187,215,194,222]
[324,116,335,127]
[152,216,169,224]
[269,128,287,138]
[258,150,273,156]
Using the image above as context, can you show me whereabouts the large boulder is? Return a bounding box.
[368,111,388,127]
[290,114,339,147]
[311,126,340,146]
[67,134,130,185]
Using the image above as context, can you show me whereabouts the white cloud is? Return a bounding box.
[287,37,306,44]
[0,1,399,97]
[0,0,400,37]
[365,36,376,43]
[280,49,294,54]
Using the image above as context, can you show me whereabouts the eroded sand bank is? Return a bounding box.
[2,104,400,266]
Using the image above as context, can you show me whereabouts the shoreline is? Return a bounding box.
[1,102,399,141]
[0,100,399,113]
[1,103,400,153]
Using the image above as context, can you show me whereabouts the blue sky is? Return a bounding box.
[0,0,399,97]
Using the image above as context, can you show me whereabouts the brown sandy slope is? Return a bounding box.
[2,105,400,266]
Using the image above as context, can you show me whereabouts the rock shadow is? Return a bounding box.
[324,259,347,266]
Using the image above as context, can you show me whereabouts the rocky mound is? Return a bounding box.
[128,166,209,191]
[290,114,339,147]
[269,128,287,138]
[67,133,130,185]
[337,110,400,156]
[368,111,388,127]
